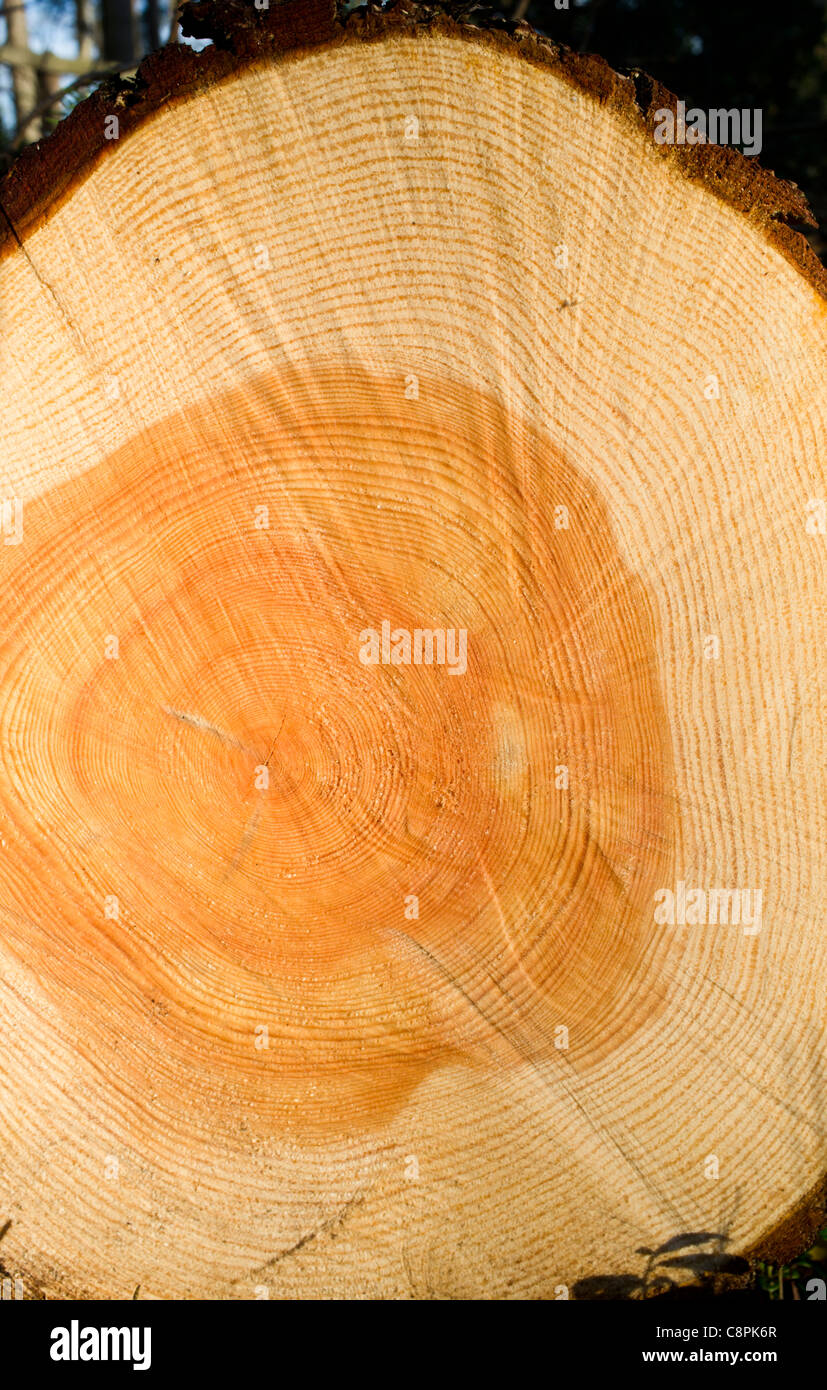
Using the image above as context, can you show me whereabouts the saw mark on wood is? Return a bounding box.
[238,1187,367,1280]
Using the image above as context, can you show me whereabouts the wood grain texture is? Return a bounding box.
[0,4,825,1299]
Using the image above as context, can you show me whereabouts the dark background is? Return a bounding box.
[520,0,827,249]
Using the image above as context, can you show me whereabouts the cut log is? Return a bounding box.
[0,0,825,1300]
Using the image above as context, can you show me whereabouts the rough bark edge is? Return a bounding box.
[744,1174,827,1273]
[0,0,823,299]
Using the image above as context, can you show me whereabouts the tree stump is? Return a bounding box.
[0,0,825,1300]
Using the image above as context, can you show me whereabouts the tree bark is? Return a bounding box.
[0,0,825,1300]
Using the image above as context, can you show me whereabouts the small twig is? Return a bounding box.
[0,41,119,74]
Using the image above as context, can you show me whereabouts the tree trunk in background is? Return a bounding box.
[144,0,162,51]
[101,0,138,66]
[0,1,825,1300]
[35,63,60,135]
[5,0,39,140]
[75,0,96,62]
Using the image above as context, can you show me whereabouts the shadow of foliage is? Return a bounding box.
[573,1230,750,1301]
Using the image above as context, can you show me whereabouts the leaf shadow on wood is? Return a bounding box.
[573,1230,750,1300]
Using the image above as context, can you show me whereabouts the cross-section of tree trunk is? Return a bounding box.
[0,0,825,1300]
